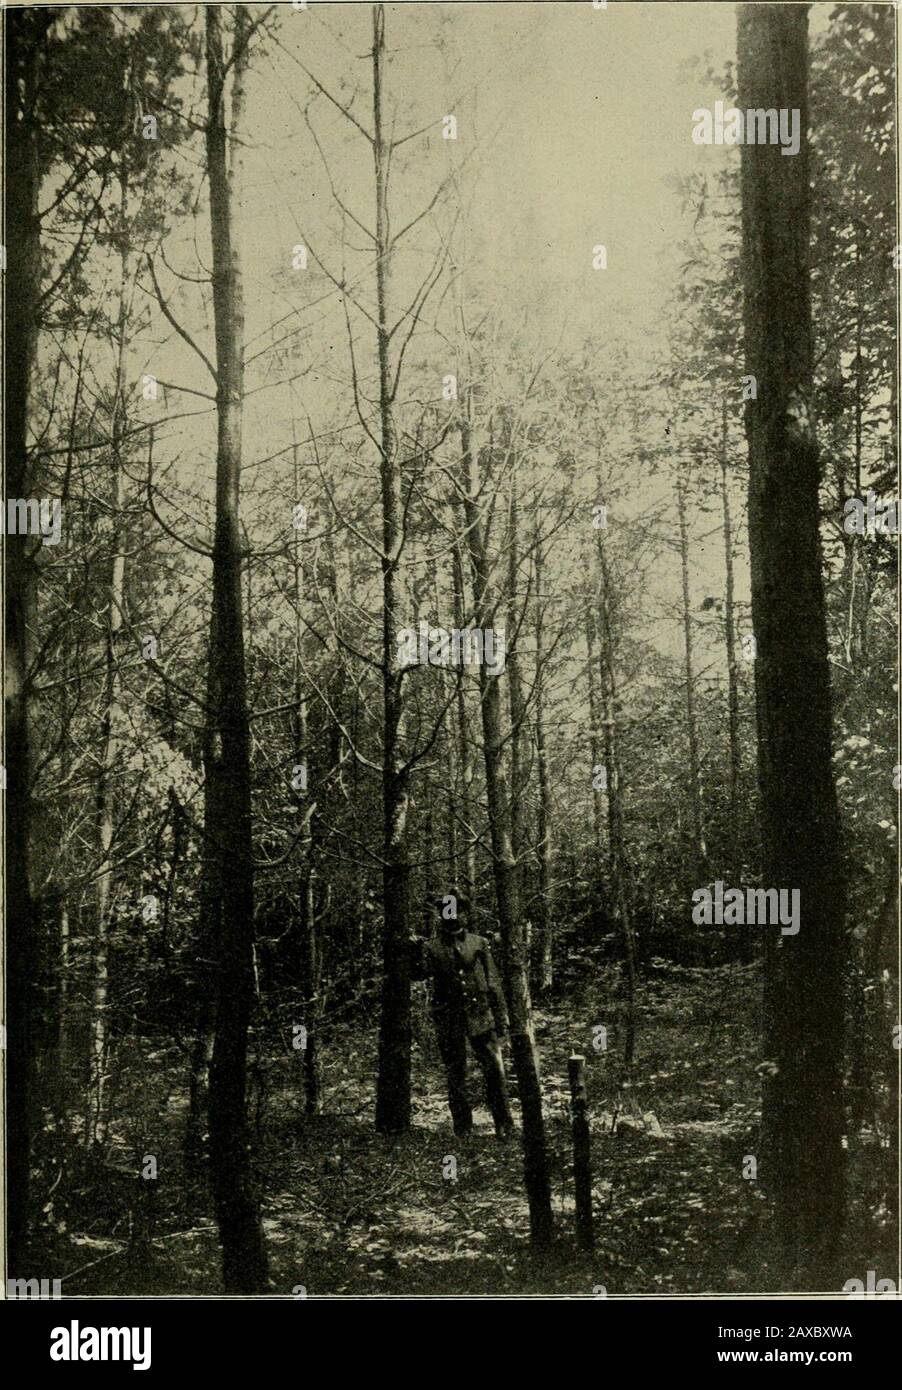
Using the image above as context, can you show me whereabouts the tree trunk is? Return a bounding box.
[373,3,412,1134]
[847,237,864,666]
[289,432,321,1114]
[720,395,742,859]
[594,523,637,1066]
[506,464,528,933]
[585,605,606,931]
[675,467,707,878]
[738,0,846,1286]
[203,3,269,1292]
[452,515,477,907]
[460,411,553,1250]
[533,531,554,992]
[568,1054,594,1251]
[184,1014,214,1193]
[300,870,322,1114]
[86,170,130,1150]
[4,7,55,1271]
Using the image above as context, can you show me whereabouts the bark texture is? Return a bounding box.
[203,3,269,1292]
[738,1,847,1284]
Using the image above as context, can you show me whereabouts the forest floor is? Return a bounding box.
[32,959,894,1297]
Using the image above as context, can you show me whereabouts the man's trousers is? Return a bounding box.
[436,1025,514,1136]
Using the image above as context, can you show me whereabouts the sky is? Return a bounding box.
[148,1,749,467]
[51,1,834,664]
[103,2,759,668]
[236,0,744,352]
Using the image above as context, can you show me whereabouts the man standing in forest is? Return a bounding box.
[417,892,515,1139]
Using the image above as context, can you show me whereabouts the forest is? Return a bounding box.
[3,0,898,1297]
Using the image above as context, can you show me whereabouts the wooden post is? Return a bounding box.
[569,1053,594,1251]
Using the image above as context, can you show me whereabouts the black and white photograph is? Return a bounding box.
[2,0,899,1322]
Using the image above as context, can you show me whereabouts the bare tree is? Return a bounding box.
[458,403,553,1250]
[674,463,707,878]
[202,2,269,1292]
[591,514,637,1070]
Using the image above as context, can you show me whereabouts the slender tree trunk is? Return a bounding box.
[533,532,554,992]
[86,170,130,1150]
[373,3,412,1134]
[431,550,460,894]
[202,4,269,1291]
[53,369,85,1091]
[585,606,606,928]
[460,411,553,1250]
[300,870,322,1114]
[720,396,741,857]
[58,900,70,1069]
[597,635,636,1060]
[738,0,846,1286]
[850,236,872,667]
[452,516,477,907]
[289,432,321,1114]
[506,465,528,926]
[828,339,858,670]
[594,523,637,1065]
[185,1015,214,1191]
[568,1054,594,1251]
[417,549,438,916]
[675,467,707,877]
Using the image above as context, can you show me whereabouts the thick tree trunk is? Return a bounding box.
[738,1,847,1286]
[460,411,553,1250]
[203,4,269,1292]
[4,8,55,1271]
[373,3,412,1134]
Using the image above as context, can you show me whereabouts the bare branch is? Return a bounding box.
[144,254,218,385]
